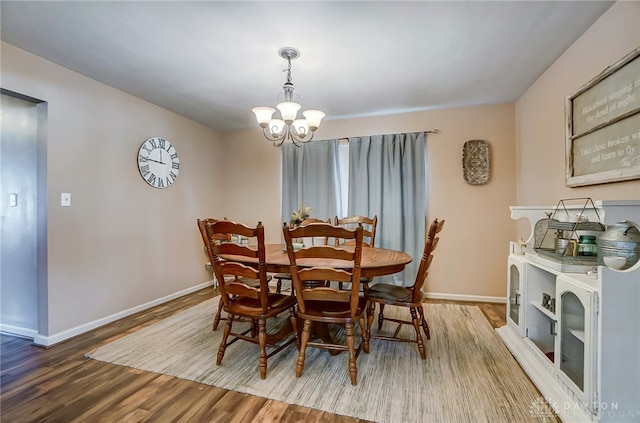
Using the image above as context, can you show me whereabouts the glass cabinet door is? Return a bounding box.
[559,290,585,390]
[509,265,521,325]
[555,276,598,413]
[507,255,525,335]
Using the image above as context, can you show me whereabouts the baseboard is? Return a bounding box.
[31,280,214,347]
[424,292,506,304]
[0,324,38,340]
[19,283,502,347]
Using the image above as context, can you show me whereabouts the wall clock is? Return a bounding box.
[137,137,180,189]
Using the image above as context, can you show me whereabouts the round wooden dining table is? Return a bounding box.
[219,243,412,353]
[221,243,413,278]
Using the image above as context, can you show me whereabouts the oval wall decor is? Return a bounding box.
[462,139,490,185]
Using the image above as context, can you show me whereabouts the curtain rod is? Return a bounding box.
[338,129,439,143]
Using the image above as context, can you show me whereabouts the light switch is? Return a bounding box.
[61,193,71,207]
[10,193,18,207]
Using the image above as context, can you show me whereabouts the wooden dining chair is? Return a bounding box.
[283,222,369,385]
[197,218,266,331]
[364,218,444,359]
[209,220,297,379]
[334,215,377,247]
[334,215,378,290]
[273,217,330,295]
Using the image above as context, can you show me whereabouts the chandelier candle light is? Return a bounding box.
[252,47,325,147]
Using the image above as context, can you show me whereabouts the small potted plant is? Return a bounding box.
[290,204,313,227]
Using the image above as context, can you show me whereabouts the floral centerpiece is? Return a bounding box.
[290,204,313,226]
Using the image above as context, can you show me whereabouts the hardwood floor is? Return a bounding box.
[1,287,507,422]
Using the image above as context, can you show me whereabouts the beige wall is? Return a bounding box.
[221,104,517,300]
[515,2,640,240]
[2,42,222,339]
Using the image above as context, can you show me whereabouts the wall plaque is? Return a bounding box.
[462,139,490,185]
[565,47,640,187]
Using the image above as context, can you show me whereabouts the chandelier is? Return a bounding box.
[252,47,325,147]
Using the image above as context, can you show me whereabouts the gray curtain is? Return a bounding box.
[348,132,427,286]
[281,139,342,227]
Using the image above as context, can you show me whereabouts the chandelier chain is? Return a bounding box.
[284,56,292,85]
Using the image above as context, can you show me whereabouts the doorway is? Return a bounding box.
[0,89,48,339]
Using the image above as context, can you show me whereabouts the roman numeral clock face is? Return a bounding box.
[137,137,180,189]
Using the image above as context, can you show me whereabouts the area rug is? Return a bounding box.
[87,298,549,422]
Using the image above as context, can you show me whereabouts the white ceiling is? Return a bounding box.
[1,1,614,132]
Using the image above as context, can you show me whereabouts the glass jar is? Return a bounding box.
[578,235,597,256]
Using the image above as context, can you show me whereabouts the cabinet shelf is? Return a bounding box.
[532,301,556,320]
[536,248,598,266]
[546,221,605,232]
[568,328,585,342]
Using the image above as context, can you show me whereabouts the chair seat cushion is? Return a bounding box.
[340,277,370,283]
[226,293,296,317]
[298,297,367,321]
[238,277,261,287]
[365,283,421,304]
[224,276,271,287]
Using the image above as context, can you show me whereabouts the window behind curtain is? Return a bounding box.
[281,139,342,225]
[338,141,349,217]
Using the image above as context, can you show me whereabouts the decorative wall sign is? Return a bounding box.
[565,47,640,187]
[462,139,490,185]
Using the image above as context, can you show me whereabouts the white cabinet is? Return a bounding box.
[497,200,640,423]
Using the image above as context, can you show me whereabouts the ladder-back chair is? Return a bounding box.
[209,220,297,379]
[334,215,378,290]
[273,217,331,294]
[197,218,269,330]
[364,218,444,359]
[283,222,369,385]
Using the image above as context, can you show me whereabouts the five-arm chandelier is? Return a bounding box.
[252,47,325,147]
